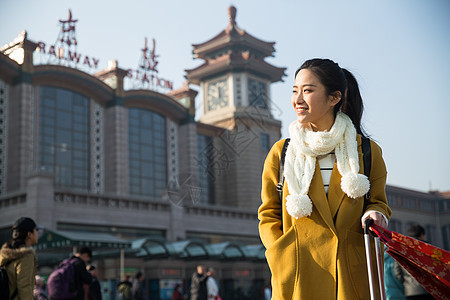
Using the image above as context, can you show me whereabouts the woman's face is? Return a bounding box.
[26,228,39,245]
[291,69,340,131]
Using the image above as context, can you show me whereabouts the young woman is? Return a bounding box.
[0,217,40,300]
[258,58,391,299]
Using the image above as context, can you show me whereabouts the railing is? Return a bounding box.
[54,190,257,221]
[54,190,171,212]
[0,189,257,221]
[184,205,256,220]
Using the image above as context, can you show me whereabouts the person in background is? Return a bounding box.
[70,247,93,300]
[0,217,41,300]
[190,265,207,300]
[171,284,185,300]
[33,275,48,300]
[206,268,219,300]
[86,265,101,300]
[394,224,433,300]
[384,250,405,300]
[117,275,132,300]
[131,272,144,300]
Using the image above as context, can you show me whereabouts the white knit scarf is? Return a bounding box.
[284,112,370,219]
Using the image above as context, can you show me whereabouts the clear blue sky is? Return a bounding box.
[1,0,449,193]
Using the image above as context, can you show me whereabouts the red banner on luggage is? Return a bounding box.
[370,224,450,299]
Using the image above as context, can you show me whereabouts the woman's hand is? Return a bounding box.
[361,211,387,229]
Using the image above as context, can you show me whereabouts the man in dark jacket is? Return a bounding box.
[190,265,207,300]
[72,247,93,300]
[394,224,434,300]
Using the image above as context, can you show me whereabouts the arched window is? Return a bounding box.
[128,108,167,198]
[39,86,90,190]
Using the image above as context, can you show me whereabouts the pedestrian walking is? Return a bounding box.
[131,272,144,300]
[0,217,41,300]
[190,265,207,300]
[47,246,93,300]
[206,268,219,300]
[33,275,48,300]
[394,224,434,299]
[117,275,132,300]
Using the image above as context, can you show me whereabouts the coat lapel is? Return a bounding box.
[308,161,337,234]
[328,163,345,218]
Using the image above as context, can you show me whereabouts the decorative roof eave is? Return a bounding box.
[185,55,286,84]
[166,80,198,99]
[192,29,275,60]
[35,230,131,251]
[192,6,276,59]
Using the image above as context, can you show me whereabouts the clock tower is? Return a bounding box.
[185,6,286,210]
[186,6,286,129]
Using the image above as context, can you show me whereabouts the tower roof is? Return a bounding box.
[192,6,276,60]
[186,6,286,84]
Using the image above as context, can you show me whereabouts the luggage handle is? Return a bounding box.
[364,219,386,300]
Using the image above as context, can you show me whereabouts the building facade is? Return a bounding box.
[0,6,449,300]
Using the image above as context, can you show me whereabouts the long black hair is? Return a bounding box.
[5,217,37,249]
[6,229,28,249]
[295,58,366,136]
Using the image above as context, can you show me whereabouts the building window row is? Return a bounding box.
[387,193,436,212]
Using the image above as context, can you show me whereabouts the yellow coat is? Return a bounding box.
[0,244,37,300]
[258,136,391,300]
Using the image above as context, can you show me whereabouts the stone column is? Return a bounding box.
[104,104,128,195]
[96,61,129,195]
[1,31,38,193]
[25,171,55,230]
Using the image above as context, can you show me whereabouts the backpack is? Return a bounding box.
[47,258,78,300]
[0,260,17,300]
[116,282,131,300]
[276,136,372,200]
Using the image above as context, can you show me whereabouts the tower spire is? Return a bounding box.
[228,5,237,26]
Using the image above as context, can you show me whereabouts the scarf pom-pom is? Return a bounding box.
[286,194,313,219]
[341,173,370,199]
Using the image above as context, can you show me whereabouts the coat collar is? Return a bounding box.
[0,243,35,265]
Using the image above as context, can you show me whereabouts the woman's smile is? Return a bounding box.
[295,106,308,114]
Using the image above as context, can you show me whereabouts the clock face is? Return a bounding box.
[207,79,229,111]
[248,79,267,109]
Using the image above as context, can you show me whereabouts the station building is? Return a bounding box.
[0,6,448,300]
